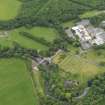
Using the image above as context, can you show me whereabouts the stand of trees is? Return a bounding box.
[71,0,105,10]
[87,13,105,27]
[20,31,51,47]
[78,73,105,105]
[38,64,81,105]
[0,43,39,59]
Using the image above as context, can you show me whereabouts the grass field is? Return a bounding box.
[53,47,105,84]
[0,27,59,51]
[20,27,59,42]
[80,10,105,19]
[62,20,75,28]
[0,0,21,20]
[0,28,49,51]
[0,58,37,105]
[10,29,48,51]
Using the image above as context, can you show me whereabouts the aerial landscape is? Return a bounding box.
[1,0,105,105]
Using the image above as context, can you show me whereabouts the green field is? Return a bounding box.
[20,27,59,42]
[10,29,48,51]
[80,10,105,19]
[0,27,59,51]
[0,0,21,20]
[62,20,75,28]
[0,58,37,105]
[53,48,105,84]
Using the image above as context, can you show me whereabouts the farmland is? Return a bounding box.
[0,0,21,20]
[0,26,59,51]
[0,0,105,105]
[0,58,37,105]
[53,47,105,85]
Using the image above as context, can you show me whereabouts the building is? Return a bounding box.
[66,20,105,49]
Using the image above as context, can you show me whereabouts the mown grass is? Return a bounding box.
[9,29,48,51]
[80,10,105,19]
[53,47,105,85]
[0,27,59,51]
[32,70,45,97]
[0,58,37,105]
[20,27,59,42]
[0,0,21,20]
[0,28,49,51]
[62,20,75,28]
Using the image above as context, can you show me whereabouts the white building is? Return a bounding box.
[71,20,105,49]
[72,25,91,42]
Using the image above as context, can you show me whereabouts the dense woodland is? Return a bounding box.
[1,0,105,29]
[78,73,105,105]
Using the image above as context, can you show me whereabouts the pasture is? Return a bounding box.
[80,10,105,19]
[9,29,48,51]
[0,28,50,51]
[53,48,105,84]
[0,58,37,105]
[20,27,59,42]
[0,27,59,51]
[0,0,21,20]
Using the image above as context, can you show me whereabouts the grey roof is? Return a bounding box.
[76,20,90,26]
[81,41,91,49]
[65,29,75,38]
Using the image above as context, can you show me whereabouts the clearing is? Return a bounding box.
[20,27,59,42]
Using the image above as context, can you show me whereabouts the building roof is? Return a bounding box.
[76,19,90,26]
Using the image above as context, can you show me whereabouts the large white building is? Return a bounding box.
[69,20,105,49]
[72,25,91,42]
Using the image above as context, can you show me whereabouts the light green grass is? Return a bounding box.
[0,58,37,105]
[33,70,44,97]
[53,47,105,84]
[0,0,21,20]
[62,20,75,28]
[80,10,105,19]
[0,38,12,48]
[9,29,48,51]
[0,29,48,51]
[0,27,59,51]
[21,27,59,42]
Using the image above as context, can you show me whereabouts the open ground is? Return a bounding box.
[0,0,21,20]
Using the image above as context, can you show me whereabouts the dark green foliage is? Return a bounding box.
[0,43,39,59]
[39,64,80,105]
[19,31,51,47]
[89,13,105,26]
[72,0,105,10]
[78,73,105,105]
[19,0,91,23]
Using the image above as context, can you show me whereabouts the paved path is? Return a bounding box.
[75,87,90,99]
